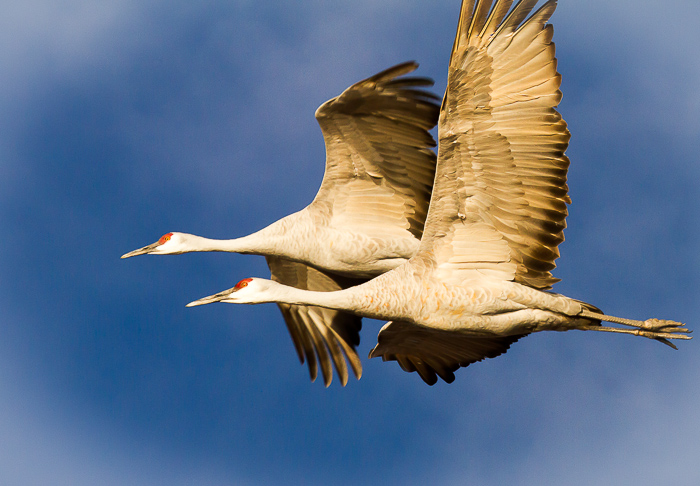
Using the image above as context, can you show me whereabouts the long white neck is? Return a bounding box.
[256,280,366,313]
[182,231,273,254]
[182,212,305,255]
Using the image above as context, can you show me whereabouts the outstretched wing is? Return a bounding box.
[370,320,527,385]
[266,256,365,387]
[313,62,440,240]
[421,0,569,289]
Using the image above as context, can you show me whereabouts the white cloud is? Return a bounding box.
[0,1,142,101]
[0,349,250,486]
[427,336,700,485]
[556,1,700,139]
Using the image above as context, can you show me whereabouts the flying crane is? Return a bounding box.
[188,0,691,385]
[123,63,440,386]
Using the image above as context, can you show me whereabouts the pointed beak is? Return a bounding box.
[121,242,159,259]
[186,288,235,307]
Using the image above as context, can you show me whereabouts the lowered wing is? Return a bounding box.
[266,256,364,386]
[370,320,527,385]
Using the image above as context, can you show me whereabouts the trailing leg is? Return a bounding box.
[579,310,691,349]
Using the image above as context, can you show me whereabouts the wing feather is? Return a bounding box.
[370,320,527,385]
[423,0,568,290]
[313,62,440,240]
[266,256,364,386]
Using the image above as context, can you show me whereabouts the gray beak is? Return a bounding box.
[186,288,234,307]
[121,242,159,259]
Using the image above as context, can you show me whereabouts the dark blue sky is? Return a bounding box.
[1,1,698,484]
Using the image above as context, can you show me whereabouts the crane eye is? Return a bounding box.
[235,278,253,290]
[158,233,173,245]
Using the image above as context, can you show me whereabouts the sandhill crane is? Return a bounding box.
[187,0,691,385]
[122,63,440,386]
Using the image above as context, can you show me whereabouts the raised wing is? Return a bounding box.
[370,320,527,385]
[266,256,364,386]
[313,62,440,240]
[421,0,569,289]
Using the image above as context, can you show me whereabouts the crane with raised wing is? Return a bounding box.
[123,62,440,386]
[187,0,691,385]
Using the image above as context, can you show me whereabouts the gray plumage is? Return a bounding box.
[123,63,440,386]
[189,0,690,386]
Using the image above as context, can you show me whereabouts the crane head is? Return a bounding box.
[186,278,277,306]
[121,232,183,258]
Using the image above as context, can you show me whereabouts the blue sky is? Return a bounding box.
[1,1,699,484]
